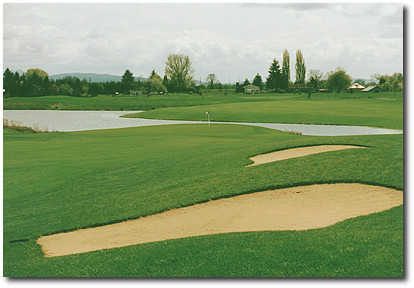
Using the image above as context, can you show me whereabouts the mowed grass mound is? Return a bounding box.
[3,124,403,277]
[131,92,403,129]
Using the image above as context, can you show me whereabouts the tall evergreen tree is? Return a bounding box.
[14,71,23,96]
[121,69,134,93]
[266,58,282,90]
[3,68,16,97]
[252,73,264,90]
[295,50,306,85]
[282,50,290,89]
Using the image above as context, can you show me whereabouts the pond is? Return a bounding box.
[3,110,403,136]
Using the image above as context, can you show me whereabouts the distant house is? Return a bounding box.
[244,84,260,94]
[348,83,365,92]
[361,86,380,93]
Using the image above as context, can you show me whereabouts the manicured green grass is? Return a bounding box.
[4,90,401,117]
[3,124,403,277]
[3,91,300,111]
[129,92,403,129]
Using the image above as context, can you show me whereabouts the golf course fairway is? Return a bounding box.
[3,121,403,277]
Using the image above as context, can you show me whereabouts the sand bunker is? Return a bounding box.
[37,183,402,258]
[247,145,366,167]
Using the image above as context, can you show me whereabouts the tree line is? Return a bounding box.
[3,68,122,97]
[3,51,403,98]
[234,49,403,94]
[234,49,305,93]
[3,54,202,98]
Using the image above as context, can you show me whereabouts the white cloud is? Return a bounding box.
[3,3,403,82]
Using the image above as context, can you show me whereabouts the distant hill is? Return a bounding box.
[50,73,146,83]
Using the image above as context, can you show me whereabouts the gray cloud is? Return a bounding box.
[3,3,403,82]
[279,3,331,11]
[242,3,330,10]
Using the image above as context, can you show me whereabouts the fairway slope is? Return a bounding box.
[247,145,366,167]
[37,183,402,258]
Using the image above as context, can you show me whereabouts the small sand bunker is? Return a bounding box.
[247,145,366,167]
[37,183,402,258]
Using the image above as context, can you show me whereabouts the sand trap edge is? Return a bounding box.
[247,145,367,167]
[36,183,402,258]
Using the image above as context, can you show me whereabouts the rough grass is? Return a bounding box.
[3,119,56,134]
[3,124,403,277]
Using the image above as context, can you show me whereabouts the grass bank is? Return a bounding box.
[128,93,403,129]
[3,91,299,111]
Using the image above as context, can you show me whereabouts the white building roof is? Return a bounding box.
[349,83,366,89]
[361,86,377,92]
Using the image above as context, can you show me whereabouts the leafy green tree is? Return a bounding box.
[206,73,217,88]
[282,49,290,89]
[58,83,74,96]
[49,83,58,95]
[26,68,48,79]
[121,69,134,93]
[165,54,194,92]
[80,79,89,96]
[145,71,167,95]
[266,58,282,90]
[25,68,51,96]
[374,73,403,92]
[88,82,102,97]
[61,76,82,96]
[327,68,352,93]
[295,50,306,85]
[102,80,121,94]
[25,71,43,96]
[242,78,250,87]
[308,70,323,90]
[252,73,264,90]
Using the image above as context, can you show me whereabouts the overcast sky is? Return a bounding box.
[3,3,403,82]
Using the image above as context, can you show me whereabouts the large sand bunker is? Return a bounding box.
[37,183,402,258]
[247,145,366,167]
